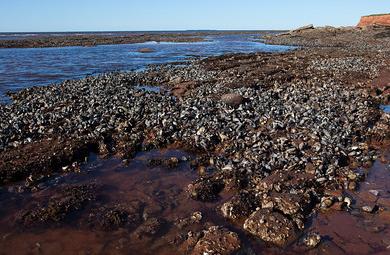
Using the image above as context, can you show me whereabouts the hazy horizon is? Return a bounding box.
[0,29,288,34]
[0,0,389,32]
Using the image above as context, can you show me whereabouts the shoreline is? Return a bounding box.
[0,27,390,254]
[0,31,277,49]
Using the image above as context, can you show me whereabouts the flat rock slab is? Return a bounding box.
[291,24,314,33]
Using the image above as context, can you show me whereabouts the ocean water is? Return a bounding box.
[0,33,292,103]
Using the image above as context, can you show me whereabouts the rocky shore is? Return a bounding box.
[0,32,204,48]
[0,31,268,49]
[264,24,390,50]
[0,26,390,254]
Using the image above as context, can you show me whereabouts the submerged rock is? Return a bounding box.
[138,48,155,53]
[303,232,321,248]
[188,177,224,202]
[18,183,96,226]
[192,226,241,255]
[147,157,180,168]
[88,201,143,230]
[361,205,378,213]
[134,217,165,238]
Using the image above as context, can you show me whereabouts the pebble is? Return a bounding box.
[303,232,321,248]
[369,189,380,197]
[362,205,376,213]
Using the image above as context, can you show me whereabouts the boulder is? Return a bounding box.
[220,93,244,107]
[171,81,198,98]
[192,226,241,255]
[243,209,298,246]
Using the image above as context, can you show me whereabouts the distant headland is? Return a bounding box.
[357,13,390,27]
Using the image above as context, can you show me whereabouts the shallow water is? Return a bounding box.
[0,33,292,103]
[304,150,390,255]
[0,149,197,254]
[0,149,240,255]
[135,85,162,93]
[381,105,390,113]
[1,147,389,254]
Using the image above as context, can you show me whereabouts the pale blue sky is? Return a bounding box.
[0,0,389,32]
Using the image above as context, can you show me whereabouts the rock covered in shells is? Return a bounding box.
[192,226,241,255]
[303,232,321,248]
[243,209,298,246]
[188,177,224,202]
[221,191,259,220]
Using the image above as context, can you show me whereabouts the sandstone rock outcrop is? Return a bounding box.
[357,14,390,28]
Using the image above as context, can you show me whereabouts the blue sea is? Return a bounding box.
[0,32,292,103]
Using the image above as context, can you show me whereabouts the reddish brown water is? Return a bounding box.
[0,149,241,255]
[0,148,389,255]
[299,150,390,255]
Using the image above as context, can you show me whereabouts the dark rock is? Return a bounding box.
[88,201,143,230]
[134,217,165,238]
[147,157,180,168]
[221,191,259,220]
[18,183,96,226]
[336,154,349,167]
[188,177,224,202]
[175,211,202,229]
[138,48,155,53]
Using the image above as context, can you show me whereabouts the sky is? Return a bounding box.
[0,0,389,32]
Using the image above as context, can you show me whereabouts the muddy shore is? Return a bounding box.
[0,27,390,254]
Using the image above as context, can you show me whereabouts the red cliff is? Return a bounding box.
[357,14,390,27]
